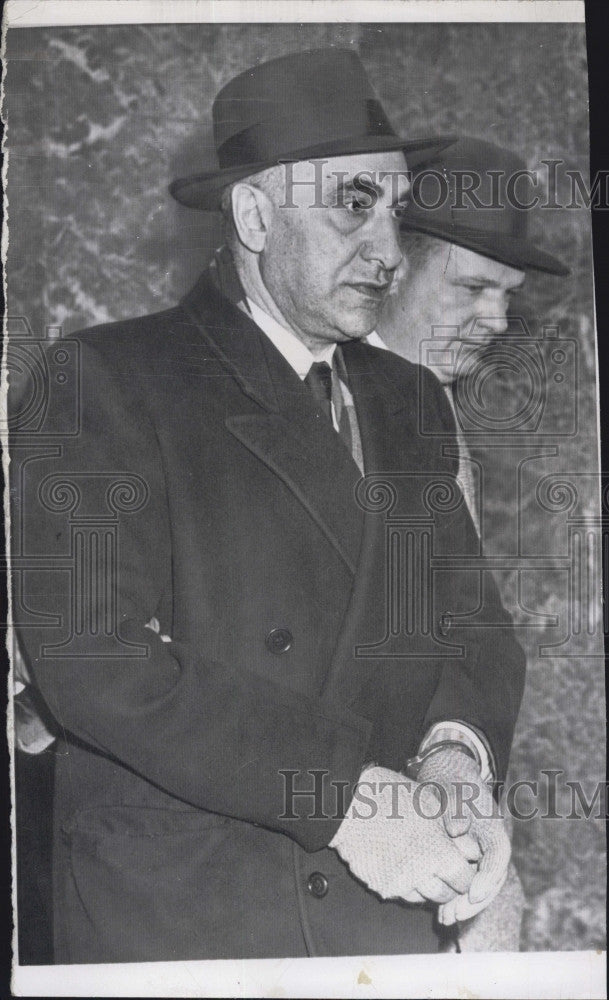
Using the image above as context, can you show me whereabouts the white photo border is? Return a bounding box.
[3,2,603,998]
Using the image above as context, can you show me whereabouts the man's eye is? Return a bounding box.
[345,198,367,214]
[392,203,409,219]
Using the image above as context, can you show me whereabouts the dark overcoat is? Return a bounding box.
[12,258,525,963]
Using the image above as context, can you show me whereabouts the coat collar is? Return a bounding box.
[180,248,410,420]
[180,256,364,572]
[180,261,282,415]
[179,253,420,576]
[179,254,437,706]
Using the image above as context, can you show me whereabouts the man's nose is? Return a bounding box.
[481,312,509,337]
[477,297,510,337]
[361,211,403,272]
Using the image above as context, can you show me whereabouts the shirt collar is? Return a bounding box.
[366,330,385,349]
[245,296,336,380]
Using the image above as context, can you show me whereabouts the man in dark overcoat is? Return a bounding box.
[11,49,526,963]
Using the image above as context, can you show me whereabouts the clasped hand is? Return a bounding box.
[416,748,510,923]
[331,759,510,920]
[330,766,475,905]
[144,617,509,923]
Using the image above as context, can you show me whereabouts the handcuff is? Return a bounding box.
[404,739,480,779]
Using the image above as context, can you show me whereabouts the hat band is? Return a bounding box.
[405,209,527,240]
[217,98,397,169]
[410,169,529,238]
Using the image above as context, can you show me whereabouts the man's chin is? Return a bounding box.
[334,311,380,342]
[332,330,374,347]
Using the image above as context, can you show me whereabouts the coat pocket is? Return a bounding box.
[62,805,234,962]
[62,802,228,839]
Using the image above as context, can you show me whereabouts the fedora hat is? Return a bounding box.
[170,47,454,211]
[400,137,569,276]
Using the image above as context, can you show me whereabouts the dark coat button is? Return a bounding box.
[307,871,329,898]
[438,612,453,636]
[265,627,293,654]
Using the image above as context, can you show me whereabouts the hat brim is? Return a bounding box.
[170,134,456,211]
[400,218,570,276]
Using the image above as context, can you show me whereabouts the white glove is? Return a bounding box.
[330,766,475,904]
[417,748,511,922]
[443,860,525,950]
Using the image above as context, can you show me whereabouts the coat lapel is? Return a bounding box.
[181,260,428,709]
[224,336,427,710]
[180,264,364,574]
[319,339,419,704]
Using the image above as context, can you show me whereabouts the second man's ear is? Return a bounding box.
[231,182,272,253]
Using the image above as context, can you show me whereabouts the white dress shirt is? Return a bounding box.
[247,297,337,376]
[245,298,359,450]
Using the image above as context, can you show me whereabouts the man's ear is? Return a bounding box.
[231,183,272,253]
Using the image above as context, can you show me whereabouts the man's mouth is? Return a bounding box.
[347,281,392,300]
[461,336,495,350]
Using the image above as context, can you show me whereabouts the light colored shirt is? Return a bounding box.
[247,297,336,377]
[246,297,351,432]
[245,298,364,475]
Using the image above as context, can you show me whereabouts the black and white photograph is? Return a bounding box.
[2,1,606,996]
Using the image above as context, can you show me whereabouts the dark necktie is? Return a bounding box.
[305,361,333,421]
[305,359,354,458]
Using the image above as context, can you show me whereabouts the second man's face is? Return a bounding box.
[258,151,410,349]
[381,241,526,383]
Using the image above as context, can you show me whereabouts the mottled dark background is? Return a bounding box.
[4,22,605,953]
